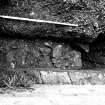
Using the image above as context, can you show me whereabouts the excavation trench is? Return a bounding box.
[0,30,105,88]
[1,0,105,88]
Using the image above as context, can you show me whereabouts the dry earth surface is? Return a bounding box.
[0,85,105,105]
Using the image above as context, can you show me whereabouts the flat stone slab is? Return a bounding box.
[40,71,71,84]
[68,70,105,85]
[37,69,105,85]
[4,68,105,85]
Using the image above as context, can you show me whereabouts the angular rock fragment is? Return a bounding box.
[52,43,82,69]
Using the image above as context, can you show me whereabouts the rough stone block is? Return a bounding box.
[40,71,71,84]
[68,70,105,85]
[52,44,82,70]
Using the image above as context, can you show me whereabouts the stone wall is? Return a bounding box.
[0,38,82,70]
[0,37,105,86]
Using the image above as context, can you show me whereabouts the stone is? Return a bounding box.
[67,50,82,69]
[52,44,82,70]
[68,70,105,85]
[0,52,7,67]
[33,71,43,84]
[53,44,63,58]
[40,71,71,84]
[68,71,86,84]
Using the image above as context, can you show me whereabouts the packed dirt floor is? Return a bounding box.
[0,85,105,105]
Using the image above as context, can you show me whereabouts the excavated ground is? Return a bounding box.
[1,1,105,105]
[0,32,105,87]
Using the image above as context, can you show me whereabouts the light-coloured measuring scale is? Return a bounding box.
[0,15,78,27]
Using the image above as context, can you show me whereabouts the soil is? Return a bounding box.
[0,85,104,105]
